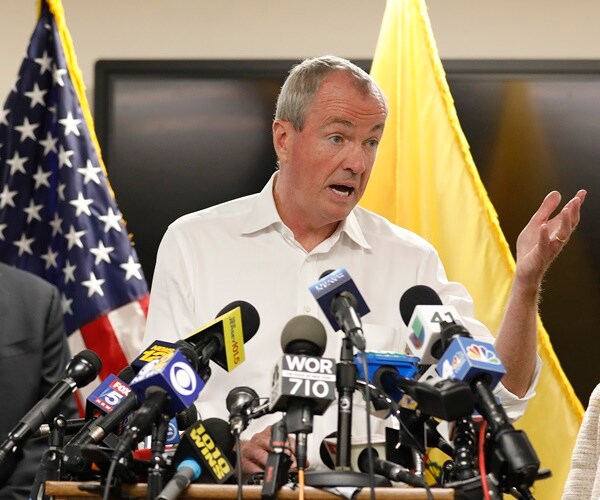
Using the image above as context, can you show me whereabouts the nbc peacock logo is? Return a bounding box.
[466,344,501,364]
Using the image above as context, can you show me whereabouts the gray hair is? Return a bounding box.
[275,55,388,131]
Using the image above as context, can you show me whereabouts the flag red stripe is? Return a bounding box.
[139,294,149,317]
[80,315,129,379]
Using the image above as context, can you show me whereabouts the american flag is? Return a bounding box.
[0,1,149,387]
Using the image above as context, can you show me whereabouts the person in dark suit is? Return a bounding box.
[0,263,78,500]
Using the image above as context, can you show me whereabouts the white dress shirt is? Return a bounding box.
[144,172,540,468]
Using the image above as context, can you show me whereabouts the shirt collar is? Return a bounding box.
[241,172,282,235]
[241,172,371,250]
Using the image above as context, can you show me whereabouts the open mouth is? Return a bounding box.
[330,184,354,197]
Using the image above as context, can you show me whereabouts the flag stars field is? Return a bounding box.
[0,0,151,382]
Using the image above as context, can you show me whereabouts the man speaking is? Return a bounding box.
[143,55,585,474]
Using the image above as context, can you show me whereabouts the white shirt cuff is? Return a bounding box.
[493,354,542,421]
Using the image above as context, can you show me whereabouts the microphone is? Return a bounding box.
[0,349,102,465]
[389,409,455,458]
[226,386,260,435]
[132,405,199,463]
[270,316,335,415]
[176,404,199,429]
[65,383,138,449]
[130,349,203,417]
[270,315,336,471]
[113,352,203,461]
[33,418,87,439]
[408,286,541,492]
[357,447,427,488]
[309,268,369,351]
[437,335,506,391]
[356,352,474,421]
[168,417,235,484]
[156,459,201,500]
[355,351,420,394]
[85,372,135,420]
[400,285,463,364]
[185,300,260,373]
[131,340,178,373]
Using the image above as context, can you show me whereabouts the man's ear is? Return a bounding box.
[273,119,293,166]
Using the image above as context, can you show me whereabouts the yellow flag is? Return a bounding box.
[361,0,583,496]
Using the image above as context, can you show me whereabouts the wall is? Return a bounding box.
[1,0,599,405]
[2,0,600,99]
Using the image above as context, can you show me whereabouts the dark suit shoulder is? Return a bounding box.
[0,263,58,301]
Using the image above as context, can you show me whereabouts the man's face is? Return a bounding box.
[273,72,387,234]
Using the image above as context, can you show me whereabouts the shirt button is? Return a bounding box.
[304,305,311,313]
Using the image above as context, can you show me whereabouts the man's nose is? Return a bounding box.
[344,143,367,174]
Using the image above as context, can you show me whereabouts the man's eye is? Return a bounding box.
[329,135,343,144]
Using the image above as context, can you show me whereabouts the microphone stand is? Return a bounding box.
[261,418,292,500]
[335,336,355,469]
[30,414,68,500]
[305,338,390,488]
[147,414,170,500]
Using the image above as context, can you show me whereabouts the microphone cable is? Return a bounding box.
[478,421,491,500]
[102,457,119,500]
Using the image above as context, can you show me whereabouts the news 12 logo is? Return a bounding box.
[466,344,501,364]
[93,376,132,413]
[138,343,175,363]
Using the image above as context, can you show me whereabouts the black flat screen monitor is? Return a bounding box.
[95,59,600,404]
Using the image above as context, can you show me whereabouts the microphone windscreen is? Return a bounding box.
[216,300,260,344]
[225,386,258,414]
[203,418,236,463]
[176,404,198,428]
[67,349,102,387]
[117,366,137,384]
[175,339,200,369]
[319,269,334,279]
[280,315,327,356]
[399,285,442,326]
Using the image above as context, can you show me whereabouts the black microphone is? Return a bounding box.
[399,284,443,326]
[113,346,204,461]
[392,408,455,457]
[357,447,427,488]
[185,300,260,373]
[0,349,102,465]
[168,417,235,485]
[65,365,138,449]
[226,386,259,435]
[112,386,170,461]
[176,404,199,429]
[309,268,369,352]
[372,366,474,421]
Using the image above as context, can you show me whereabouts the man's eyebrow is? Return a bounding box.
[370,122,385,133]
[323,117,355,128]
[322,119,385,133]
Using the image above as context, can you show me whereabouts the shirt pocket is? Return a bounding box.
[362,323,403,353]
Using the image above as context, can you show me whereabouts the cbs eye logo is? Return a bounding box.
[169,361,198,396]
